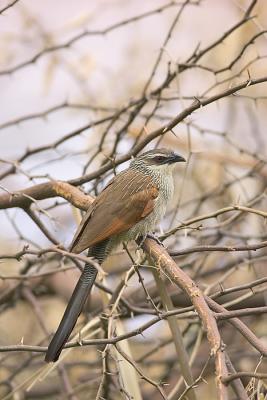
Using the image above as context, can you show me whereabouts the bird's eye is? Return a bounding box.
[154,156,165,163]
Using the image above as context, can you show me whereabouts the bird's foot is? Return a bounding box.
[146,233,164,246]
[137,233,164,248]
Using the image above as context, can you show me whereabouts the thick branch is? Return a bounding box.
[0,181,92,210]
[141,238,229,400]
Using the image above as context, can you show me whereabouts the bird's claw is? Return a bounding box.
[146,233,164,246]
[137,233,164,247]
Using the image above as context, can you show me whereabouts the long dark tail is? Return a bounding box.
[45,263,98,362]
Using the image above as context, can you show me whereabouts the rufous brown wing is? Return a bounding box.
[70,169,158,254]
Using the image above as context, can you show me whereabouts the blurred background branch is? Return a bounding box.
[0,0,267,399]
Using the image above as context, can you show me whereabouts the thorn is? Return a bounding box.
[170,129,178,138]
[143,125,149,135]
[78,331,83,346]
[219,282,224,293]
[194,96,202,107]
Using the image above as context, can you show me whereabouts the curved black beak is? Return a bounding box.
[167,152,186,164]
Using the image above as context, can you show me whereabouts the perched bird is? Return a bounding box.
[45,148,186,362]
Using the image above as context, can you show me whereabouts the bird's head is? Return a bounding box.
[130,148,186,175]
